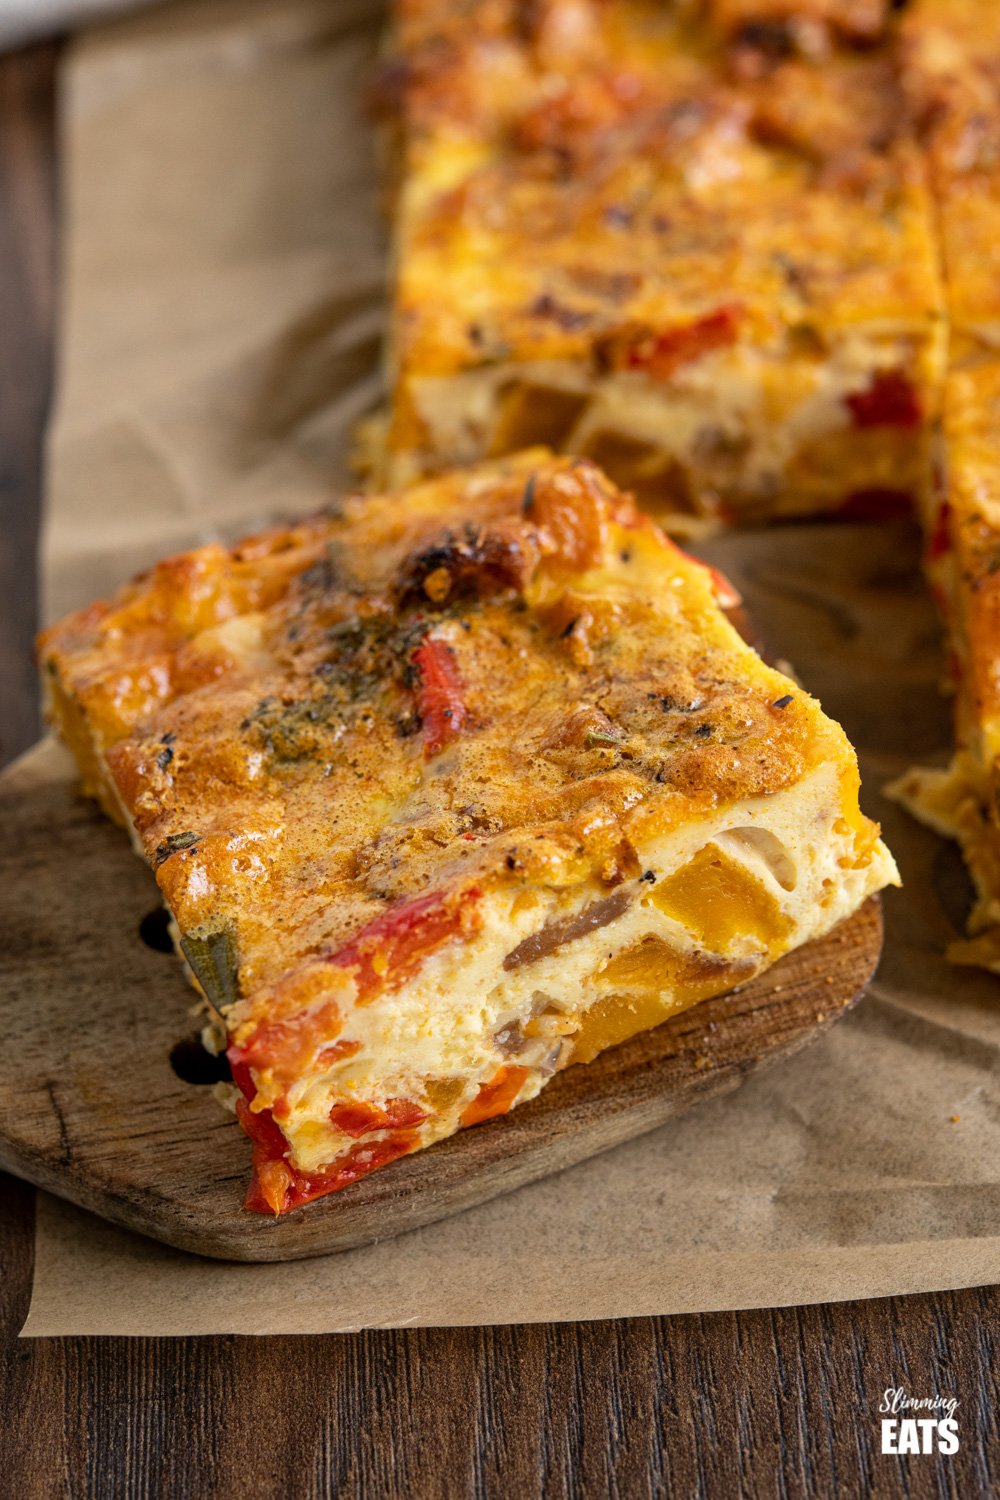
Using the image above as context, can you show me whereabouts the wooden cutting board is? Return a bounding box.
[0,739,884,1263]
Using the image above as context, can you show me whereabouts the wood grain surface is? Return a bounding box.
[0,738,884,1262]
[1,38,998,1500]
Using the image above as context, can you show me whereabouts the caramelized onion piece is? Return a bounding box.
[502,887,632,971]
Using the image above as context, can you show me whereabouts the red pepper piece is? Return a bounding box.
[623,306,742,381]
[460,1065,531,1127]
[229,996,344,1078]
[411,636,467,757]
[237,1091,424,1215]
[927,502,953,561]
[328,884,483,1005]
[329,1097,429,1137]
[230,1058,257,1103]
[243,1129,421,1215]
[236,1095,291,1161]
[317,1037,362,1068]
[845,372,921,429]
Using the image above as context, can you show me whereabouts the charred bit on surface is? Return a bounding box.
[153,830,200,867]
[153,733,176,772]
[396,523,533,609]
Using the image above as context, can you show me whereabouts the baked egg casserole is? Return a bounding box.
[39,454,896,1212]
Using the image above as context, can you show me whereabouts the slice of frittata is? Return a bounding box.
[40,454,897,1213]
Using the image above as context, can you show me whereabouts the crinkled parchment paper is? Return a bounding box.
[21,0,1000,1335]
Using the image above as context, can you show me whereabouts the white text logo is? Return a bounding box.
[879,1389,959,1455]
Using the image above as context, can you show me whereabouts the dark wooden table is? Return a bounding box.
[0,40,997,1500]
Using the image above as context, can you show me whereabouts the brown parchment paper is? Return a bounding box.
[22,0,1000,1336]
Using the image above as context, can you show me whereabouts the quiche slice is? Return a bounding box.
[379,0,945,523]
[39,454,897,1214]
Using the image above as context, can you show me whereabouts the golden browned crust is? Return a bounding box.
[40,453,842,1002]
